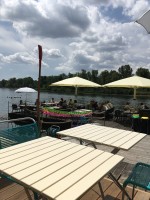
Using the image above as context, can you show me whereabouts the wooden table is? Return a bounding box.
[0,136,125,200]
[58,124,146,153]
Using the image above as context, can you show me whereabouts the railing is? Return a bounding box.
[0,117,39,149]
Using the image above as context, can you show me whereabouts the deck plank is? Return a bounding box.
[0,177,149,200]
[0,178,34,200]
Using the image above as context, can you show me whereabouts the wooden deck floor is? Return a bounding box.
[0,118,150,200]
[0,177,149,200]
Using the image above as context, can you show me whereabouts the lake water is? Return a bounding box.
[0,88,150,119]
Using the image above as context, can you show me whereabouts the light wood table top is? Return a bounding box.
[0,136,123,200]
[58,124,146,151]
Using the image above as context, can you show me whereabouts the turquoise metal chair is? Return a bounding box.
[0,117,40,199]
[46,125,60,138]
[78,116,90,126]
[0,117,39,149]
[122,162,150,200]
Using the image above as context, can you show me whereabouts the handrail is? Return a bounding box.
[0,117,36,124]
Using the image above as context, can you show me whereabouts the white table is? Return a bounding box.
[0,136,125,200]
[58,124,146,153]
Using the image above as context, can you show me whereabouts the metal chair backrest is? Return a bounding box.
[47,125,60,138]
[123,162,150,200]
[79,116,89,125]
[0,117,39,149]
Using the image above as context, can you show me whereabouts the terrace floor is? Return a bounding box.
[0,118,150,200]
[0,176,149,200]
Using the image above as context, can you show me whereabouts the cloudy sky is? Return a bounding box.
[0,0,150,80]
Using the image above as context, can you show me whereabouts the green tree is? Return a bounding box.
[118,65,133,78]
[59,73,67,80]
[99,70,110,84]
[87,71,92,81]
[0,79,7,87]
[16,78,23,87]
[109,70,120,82]
[23,77,34,87]
[136,67,150,78]
[91,70,99,82]
[7,78,17,88]
[68,73,74,78]
[79,69,87,79]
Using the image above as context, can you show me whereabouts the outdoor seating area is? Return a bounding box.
[112,108,150,135]
[0,117,149,200]
[1,3,150,200]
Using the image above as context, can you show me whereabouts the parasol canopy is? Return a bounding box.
[136,10,150,33]
[50,76,101,95]
[103,75,150,99]
[15,87,37,101]
[15,87,37,93]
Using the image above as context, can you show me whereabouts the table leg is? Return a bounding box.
[132,185,135,200]
[80,139,97,149]
[109,173,131,200]
[80,139,83,145]
[98,181,105,200]
[85,142,97,149]
[24,187,33,200]
[111,148,120,154]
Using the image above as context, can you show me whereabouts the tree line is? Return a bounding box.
[0,65,150,95]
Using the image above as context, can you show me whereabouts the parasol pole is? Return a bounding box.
[37,45,42,131]
[133,87,137,100]
[75,86,78,96]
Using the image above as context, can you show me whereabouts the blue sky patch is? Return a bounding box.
[101,6,131,23]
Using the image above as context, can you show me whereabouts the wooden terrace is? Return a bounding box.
[0,119,150,200]
[0,176,149,200]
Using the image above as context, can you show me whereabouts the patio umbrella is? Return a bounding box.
[50,76,101,95]
[103,75,150,99]
[15,87,37,101]
[135,10,150,33]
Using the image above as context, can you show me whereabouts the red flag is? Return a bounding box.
[38,45,42,60]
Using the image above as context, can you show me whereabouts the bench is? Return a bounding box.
[0,117,39,149]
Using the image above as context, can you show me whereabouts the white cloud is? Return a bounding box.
[0,0,150,80]
[1,0,90,38]
[123,0,150,20]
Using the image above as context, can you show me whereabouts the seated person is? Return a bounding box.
[68,99,74,108]
[35,99,38,105]
[98,102,108,112]
[138,102,145,110]
[102,102,109,111]
[73,100,77,110]
[88,100,97,110]
[138,102,149,110]
[19,99,23,105]
[50,98,55,103]
[123,102,133,112]
[106,101,113,109]
[97,102,104,111]
[62,100,67,109]
[58,98,64,107]
[93,101,98,110]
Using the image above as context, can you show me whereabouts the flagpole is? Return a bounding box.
[37,45,42,132]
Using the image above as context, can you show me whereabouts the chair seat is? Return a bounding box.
[123,162,150,191]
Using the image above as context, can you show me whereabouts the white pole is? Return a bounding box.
[75,87,78,96]
[133,88,136,100]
